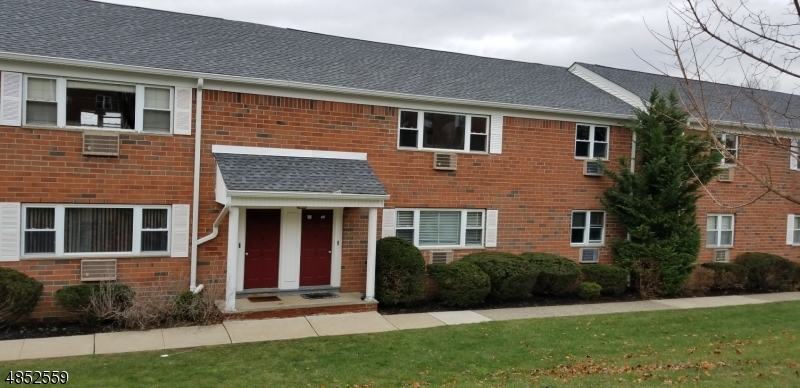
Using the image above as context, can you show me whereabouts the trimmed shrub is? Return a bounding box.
[520,252,581,295]
[428,261,491,307]
[734,252,798,291]
[55,283,133,324]
[700,262,748,290]
[461,252,539,301]
[682,266,715,294]
[580,264,629,296]
[0,268,44,327]
[174,290,203,321]
[578,282,602,300]
[375,237,427,306]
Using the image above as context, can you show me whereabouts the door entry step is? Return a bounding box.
[236,286,340,298]
[247,295,281,303]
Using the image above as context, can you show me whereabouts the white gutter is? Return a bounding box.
[197,199,230,245]
[190,78,204,291]
[225,190,390,200]
[0,51,634,121]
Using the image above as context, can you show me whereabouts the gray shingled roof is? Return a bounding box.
[0,0,635,117]
[214,153,388,196]
[579,63,800,129]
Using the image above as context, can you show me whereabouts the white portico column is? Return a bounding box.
[224,207,240,311]
[365,207,378,301]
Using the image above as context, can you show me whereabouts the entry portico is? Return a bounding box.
[212,145,388,311]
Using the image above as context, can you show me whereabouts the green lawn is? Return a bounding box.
[3,302,800,387]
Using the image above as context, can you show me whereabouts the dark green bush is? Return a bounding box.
[578,282,602,300]
[428,261,491,307]
[580,264,629,296]
[734,252,798,291]
[520,252,581,295]
[0,268,43,327]
[700,262,748,290]
[461,252,539,301]
[375,237,427,306]
[55,283,133,324]
[174,290,202,321]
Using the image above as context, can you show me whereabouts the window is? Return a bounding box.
[398,109,489,152]
[575,124,609,159]
[791,215,800,245]
[707,214,734,247]
[23,75,174,133]
[21,205,171,256]
[714,134,738,165]
[791,140,799,171]
[395,209,485,248]
[571,211,605,245]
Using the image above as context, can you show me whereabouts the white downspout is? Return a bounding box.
[190,78,204,291]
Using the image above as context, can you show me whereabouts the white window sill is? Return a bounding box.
[21,125,174,137]
[397,146,489,155]
[574,157,610,162]
[22,252,173,261]
[570,243,605,248]
[706,245,733,249]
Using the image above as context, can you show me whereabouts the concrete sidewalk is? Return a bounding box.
[1,292,798,362]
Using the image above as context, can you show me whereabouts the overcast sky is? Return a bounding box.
[100,0,799,92]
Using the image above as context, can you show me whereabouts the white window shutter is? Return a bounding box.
[788,214,796,245]
[173,87,192,135]
[791,140,798,171]
[0,202,21,262]
[381,209,396,238]
[489,115,503,154]
[0,72,23,127]
[485,209,499,247]
[171,204,191,257]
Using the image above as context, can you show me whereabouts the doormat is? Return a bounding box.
[247,296,281,303]
[300,292,339,300]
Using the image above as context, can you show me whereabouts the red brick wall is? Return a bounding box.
[2,80,800,320]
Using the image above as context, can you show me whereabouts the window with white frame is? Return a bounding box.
[714,134,738,165]
[23,75,173,133]
[22,205,170,256]
[790,140,799,171]
[395,209,484,248]
[706,214,734,247]
[575,124,609,159]
[791,215,800,245]
[571,211,605,245]
[398,109,489,152]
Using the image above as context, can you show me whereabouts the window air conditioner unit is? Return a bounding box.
[433,153,457,171]
[579,248,600,263]
[83,132,120,157]
[714,249,730,263]
[81,259,118,281]
[718,168,734,182]
[430,250,454,265]
[583,160,603,176]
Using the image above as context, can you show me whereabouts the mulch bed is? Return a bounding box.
[0,321,117,341]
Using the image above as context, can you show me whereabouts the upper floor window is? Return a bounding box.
[790,139,798,171]
[395,209,485,248]
[22,205,171,257]
[715,134,738,165]
[706,214,734,247]
[398,109,489,152]
[570,210,605,245]
[24,76,173,134]
[575,124,609,160]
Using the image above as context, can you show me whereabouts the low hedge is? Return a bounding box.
[0,268,43,327]
[700,262,748,290]
[579,264,629,296]
[461,252,539,301]
[578,282,602,300]
[520,252,581,295]
[55,283,133,324]
[428,261,491,307]
[734,252,798,291]
[174,290,203,321]
[375,237,427,306]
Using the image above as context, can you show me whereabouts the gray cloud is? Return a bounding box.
[100,0,797,92]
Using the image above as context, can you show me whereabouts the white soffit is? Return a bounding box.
[211,145,367,160]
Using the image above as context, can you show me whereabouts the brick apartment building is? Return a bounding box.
[0,0,798,319]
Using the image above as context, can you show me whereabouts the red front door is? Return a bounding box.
[244,209,281,289]
[300,209,333,286]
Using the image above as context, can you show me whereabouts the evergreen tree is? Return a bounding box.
[600,88,721,296]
